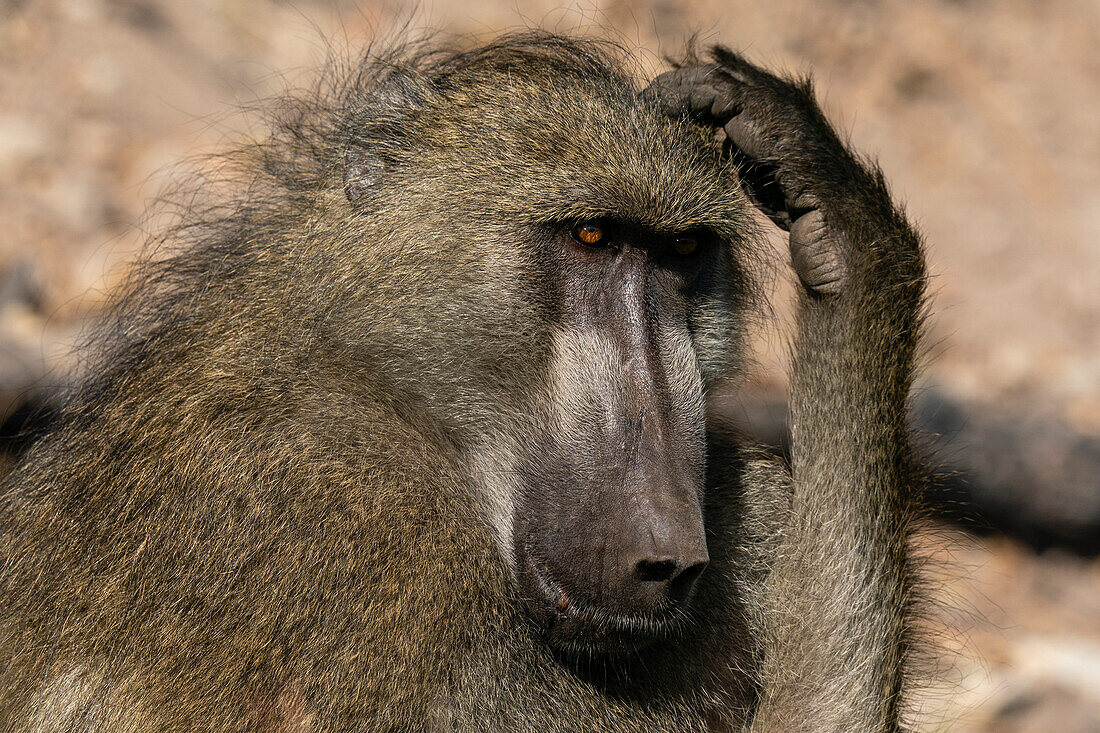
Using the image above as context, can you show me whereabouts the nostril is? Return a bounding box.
[668,560,707,604]
[632,558,708,605]
[633,559,678,583]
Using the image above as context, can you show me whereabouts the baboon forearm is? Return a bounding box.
[751,190,924,732]
[644,51,927,728]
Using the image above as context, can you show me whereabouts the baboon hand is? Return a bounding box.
[647,49,865,297]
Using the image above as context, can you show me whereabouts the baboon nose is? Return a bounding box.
[632,555,708,606]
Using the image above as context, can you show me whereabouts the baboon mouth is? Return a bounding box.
[522,555,688,656]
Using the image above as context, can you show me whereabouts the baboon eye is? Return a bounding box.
[673,235,699,257]
[571,223,607,247]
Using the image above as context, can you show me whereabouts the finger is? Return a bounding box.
[708,86,742,119]
[645,67,743,121]
[789,210,846,295]
[688,82,721,116]
[644,67,711,114]
[723,114,770,160]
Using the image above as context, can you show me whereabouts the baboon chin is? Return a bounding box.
[0,31,927,732]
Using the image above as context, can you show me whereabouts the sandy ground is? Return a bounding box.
[1,0,1098,729]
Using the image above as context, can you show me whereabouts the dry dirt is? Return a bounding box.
[1,0,1098,729]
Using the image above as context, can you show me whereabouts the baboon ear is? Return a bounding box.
[343,72,427,204]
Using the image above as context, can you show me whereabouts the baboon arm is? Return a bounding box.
[742,107,921,733]
[651,50,924,733]
[749,250,921,733]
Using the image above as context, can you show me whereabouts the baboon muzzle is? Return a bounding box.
[516,240,710,653]
[517,378,710,652]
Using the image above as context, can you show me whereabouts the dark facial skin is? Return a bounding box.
[513,220,719,656]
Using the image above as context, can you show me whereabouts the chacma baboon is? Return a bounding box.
[0,34,927,731]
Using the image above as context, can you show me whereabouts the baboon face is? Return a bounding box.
[510,219,719,656]
[342,45,755,655]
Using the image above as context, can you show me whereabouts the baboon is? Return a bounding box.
[0,34,927,732]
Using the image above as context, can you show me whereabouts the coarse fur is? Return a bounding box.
[0,32,927,732]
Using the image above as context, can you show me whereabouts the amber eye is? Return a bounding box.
[673,235,699,257]
[571,223,607,246]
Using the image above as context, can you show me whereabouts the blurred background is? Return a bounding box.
[1,0,1098,729]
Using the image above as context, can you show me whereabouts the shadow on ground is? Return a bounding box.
[720,388,1100,555]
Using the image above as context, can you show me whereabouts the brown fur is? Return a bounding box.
[0,33,926,732]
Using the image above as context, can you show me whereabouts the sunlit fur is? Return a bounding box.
[0,33,926,732]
